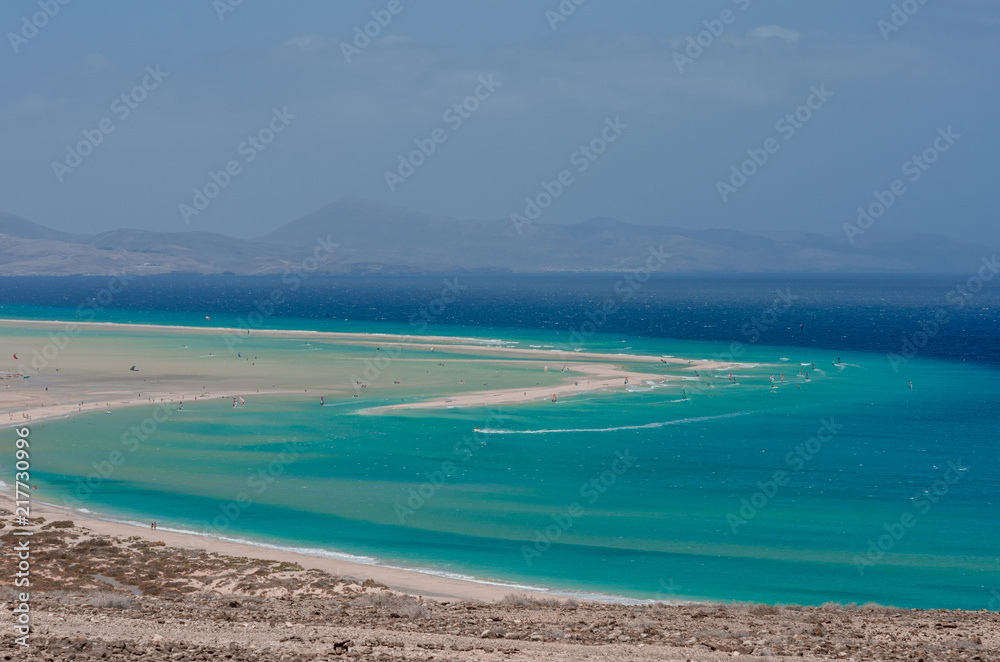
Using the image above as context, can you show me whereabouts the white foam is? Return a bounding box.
[465,339,518,347]
[478,410,754,435]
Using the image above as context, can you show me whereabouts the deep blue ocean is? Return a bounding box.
[2,274,998,609]
[1,273,998,365]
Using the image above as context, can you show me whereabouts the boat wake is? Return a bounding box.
[477,410,755,435]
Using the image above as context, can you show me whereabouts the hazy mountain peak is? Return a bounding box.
[0,202,994,276]
[0,212,88,243]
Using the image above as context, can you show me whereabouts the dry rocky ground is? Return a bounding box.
[1,516,998,661]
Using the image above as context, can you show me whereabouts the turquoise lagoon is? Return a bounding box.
[21,326,1000,610]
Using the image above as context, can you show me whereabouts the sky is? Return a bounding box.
[1,0,998,245]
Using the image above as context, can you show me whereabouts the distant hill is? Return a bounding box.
[0,212,87,244]
[0,199,993,275]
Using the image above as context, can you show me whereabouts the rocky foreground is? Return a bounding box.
[1,517,998,661]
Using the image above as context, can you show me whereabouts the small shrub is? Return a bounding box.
[499,593,562,608]
[355,591,412,609]
[42,520,74,529]
[87,591,135,609]
[860,602,906,615]
[402,603,429,620]
[185,590,220,602]
[500,593,533,607]
[42,590,71,600]
[627,617,657,633]
[742,602,780,616]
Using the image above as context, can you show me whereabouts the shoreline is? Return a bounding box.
[0,317,522,346]
[0,317,750,366]
[0,317,764,608]
[1,317,760,424]
[0,491,657,605]
[368,362,672,412]
[10,514,997,662]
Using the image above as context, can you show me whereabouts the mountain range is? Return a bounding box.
[0,197,993,275]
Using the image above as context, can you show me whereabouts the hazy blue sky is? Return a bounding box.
[2,0,997,244]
